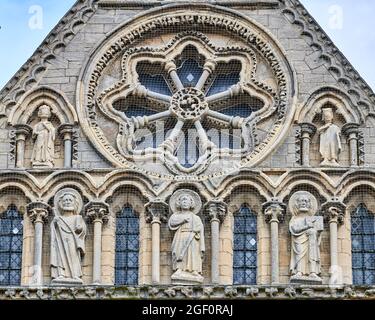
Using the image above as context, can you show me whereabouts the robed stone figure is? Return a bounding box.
[168,189,205,284]
[31,105,56,168]
[50,188,87,285]
[289,191,323,284]
[318,107,342,167]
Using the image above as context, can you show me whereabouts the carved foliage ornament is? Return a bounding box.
[78,8,295,180]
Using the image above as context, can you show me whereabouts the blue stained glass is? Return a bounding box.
[207,73,240,96]
[0,253,9,269]
[0,207,23,286]
[352,253,363,268]
[364,253,375,269]
[363,218,375,235]
[233,251,244,268]
[351,204,375,285]
[365,270,375,285]
[0,220,12,234]
[245,235,257,251]
[115,206,139,286]
[233,205,257,285]
[0,236,11,252]
[233,269,244,285]
[363,235,375,252]
[353,270,363,285]
[177,59,203,87]
[233,235,245,251]
[245,252,257,267]
[125,106,157,119]
[351,235,363,252]
[138,74,172,96]
[219,104,254,119]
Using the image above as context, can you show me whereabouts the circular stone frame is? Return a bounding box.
[77,4,297,181]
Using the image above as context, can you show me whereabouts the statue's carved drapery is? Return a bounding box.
[168,189,205,285]
[50,188,87,285]
[31,105,56,168]
[289,191,323,284]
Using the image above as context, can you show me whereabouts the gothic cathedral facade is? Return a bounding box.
[0,0,374,299]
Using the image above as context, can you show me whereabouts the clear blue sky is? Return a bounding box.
[0,0,374,91]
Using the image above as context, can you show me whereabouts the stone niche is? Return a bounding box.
[24,107,64,169]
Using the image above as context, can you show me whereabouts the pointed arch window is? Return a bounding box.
[351,204,375,285]
[115,205,139,285]
[233,205,257,285]
[0,206,23,286]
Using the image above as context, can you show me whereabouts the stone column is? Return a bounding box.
[300,123,316,167]
[196,59,217,90]
[14,124,32,169]
[343,123,360,167]
[262,200,286,285]
[26,202,49,286]
[205,200,228,285]
[85,201,109,285]
[58,124,74,168]
[322,200,346,285]
[145,199,169,284]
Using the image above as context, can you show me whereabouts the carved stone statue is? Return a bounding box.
[168,189,205,284]
[31,105,56,168]
[50,188,87,285]
[318,107,342,167]
[289,191,323,284]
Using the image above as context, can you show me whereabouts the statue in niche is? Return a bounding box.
[168,189,205,285]
[50,188,87,285]
[289,191,323,284]
[31,105,56,168]
[317,107,342,167]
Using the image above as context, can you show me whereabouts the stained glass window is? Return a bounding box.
[115,205,139,285]
[351,204,375,285]
[0,206,23,286]
[233,205,257,285]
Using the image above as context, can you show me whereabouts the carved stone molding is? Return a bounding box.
[0,285,374,300]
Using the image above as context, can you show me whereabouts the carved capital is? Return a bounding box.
[84,201,110,224]
[262,200,286,224]
[14,124,32,140]
[165,61,177,74]
[300,123,317,137]
[145,199,169,224]
[203,59,217,73]
[58,124,75,139]
[26,202,50,224]
[205,200,228,223]
[342,123,360,138]
[322,200,346,224]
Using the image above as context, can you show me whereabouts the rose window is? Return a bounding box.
[80,10,294,179]
[96,32,279,174]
